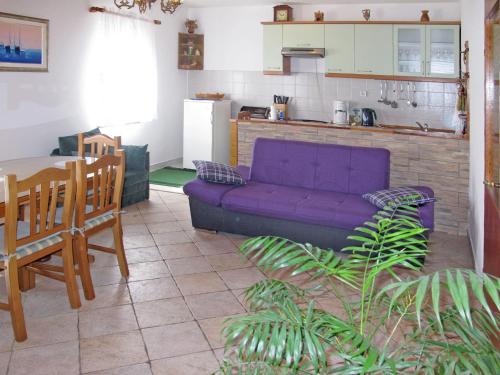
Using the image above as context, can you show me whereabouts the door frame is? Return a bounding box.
[484,0,500,277]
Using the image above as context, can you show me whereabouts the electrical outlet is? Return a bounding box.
[360,90,368,97]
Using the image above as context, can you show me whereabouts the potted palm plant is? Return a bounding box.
[217,204,500,374]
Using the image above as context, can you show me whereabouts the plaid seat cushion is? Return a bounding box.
[193,160,246,186]
[363,187,436,209]
[0,223,64,261]
[84,212,115,231]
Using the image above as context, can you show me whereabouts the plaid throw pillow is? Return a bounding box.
[193,160,246,186]
[363,187,436,209]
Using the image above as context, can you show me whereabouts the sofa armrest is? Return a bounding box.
[237,165,251,181]
[145,152,150,172]
[50,148,61,156]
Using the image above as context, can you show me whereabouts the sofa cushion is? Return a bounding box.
[184,179,240,207]
[363,186,436,209]
[221,182,379,231]
[250,138,390,195]
[123,145,148,171]
[58,128,101,156]
[193,161,246,186]
[124,170,149,187]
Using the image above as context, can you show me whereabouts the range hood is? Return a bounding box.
[282,47,325,58]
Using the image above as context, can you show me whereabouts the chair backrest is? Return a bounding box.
[78,133,122,159]
[74,150,125,228]
[3,162,76,256]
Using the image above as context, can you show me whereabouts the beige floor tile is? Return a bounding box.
[172,211,191,221]
[79,305,138,339]
[153,231,192,246]
[141,213,177,224]
[185,291,246,319]
[151,351,220,375]
[128,277,181,303]
[142,321,210,360]
[195,239,237,255]
[135,298,193,328]
[122,212,145,225]
[167,256,213,276]
[21,289,74,318]
[125,247,162,264]
[158,243,202,260]
[0,323,13,353]
[205,253,253,271]
[213,348,225,365]
[80,330,148,373]
[198,315,239,349]
[177,220,194,230]
[9,341,79,375]
[80,284,131,311]
[14,313,78,350]
[147,221,183,234]
[128,261,171,282]
[219,267,266,289]
[122,224,150,236]
[123,234,156,249]
[230,288,249,310]
[185,229,220,242]
[0,352,9,375]
[87,363,152,375]
[91,251,119,268]
[174,272,227,296]
[91,266,127,287]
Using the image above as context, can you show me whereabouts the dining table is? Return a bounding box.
[0,156,81,219]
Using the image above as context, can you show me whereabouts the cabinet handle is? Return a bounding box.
[328,69,343,73]
[357,70,373,73]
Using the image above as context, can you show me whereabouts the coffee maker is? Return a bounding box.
[361,108,377,127]
[333,101,349,125]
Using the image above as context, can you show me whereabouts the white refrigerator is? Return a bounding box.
[183,99,232,170]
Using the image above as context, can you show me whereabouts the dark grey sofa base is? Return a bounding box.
[188,197,359,252]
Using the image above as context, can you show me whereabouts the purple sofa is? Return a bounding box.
[184,138,435,251]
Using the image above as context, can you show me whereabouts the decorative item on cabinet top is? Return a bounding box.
[362,9,371,21]
[274,5,293,22]
[314,11,324,22]
[178,33,204,70]
[420,10,431,23]
[185,19,198,34]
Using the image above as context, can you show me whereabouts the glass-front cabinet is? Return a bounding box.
[394,25,426,77]
[425,25,461,78]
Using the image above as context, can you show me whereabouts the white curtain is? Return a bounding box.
[84,13,158,127]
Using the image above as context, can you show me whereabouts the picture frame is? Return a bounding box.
[0,12,49,72]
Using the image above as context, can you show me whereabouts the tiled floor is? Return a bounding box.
[0,190,474,375]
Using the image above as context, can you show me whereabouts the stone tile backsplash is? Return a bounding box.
[187,70,459,130]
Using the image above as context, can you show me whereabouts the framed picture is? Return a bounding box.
[0,12,49,72]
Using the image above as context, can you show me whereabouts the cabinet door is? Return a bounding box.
[325,24,355,74]
[425,25,460,78]
[263,25,284,72]
[355,25,394,75]
[393,25,426,77]
[283,25,325,48]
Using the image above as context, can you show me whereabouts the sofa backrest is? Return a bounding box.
[250,138,390,195]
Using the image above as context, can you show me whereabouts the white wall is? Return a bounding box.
[460,0,485,272]
[188,2,461,72]
[0,0,188,165]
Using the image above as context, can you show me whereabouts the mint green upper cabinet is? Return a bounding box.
[263,24,284,72]
[283,25,325,48]
[394,25,426,77]
[354,25,394,75]
[425,25,460,78]
[325,24,355,74]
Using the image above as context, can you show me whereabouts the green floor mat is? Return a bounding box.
[150,167,197,188]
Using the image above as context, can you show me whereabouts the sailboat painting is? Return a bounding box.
[0,13,48,72]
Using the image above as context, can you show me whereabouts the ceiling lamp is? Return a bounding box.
[114,0,183,15]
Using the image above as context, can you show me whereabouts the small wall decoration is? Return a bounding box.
[185,19,198,34]
[420,10,430,22]
[274,5,293,22]
[0,12,49,72]
[314,11,324,22]
[362,9,371,21]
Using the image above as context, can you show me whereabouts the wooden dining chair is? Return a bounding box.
[78,133,122,159]
[73,150,128,300]
[0,162,81,342]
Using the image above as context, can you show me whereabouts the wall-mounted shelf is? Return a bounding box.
[178,33,204,70]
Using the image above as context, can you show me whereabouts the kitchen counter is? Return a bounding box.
[230,118,470,236]
[232,118,467,140]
